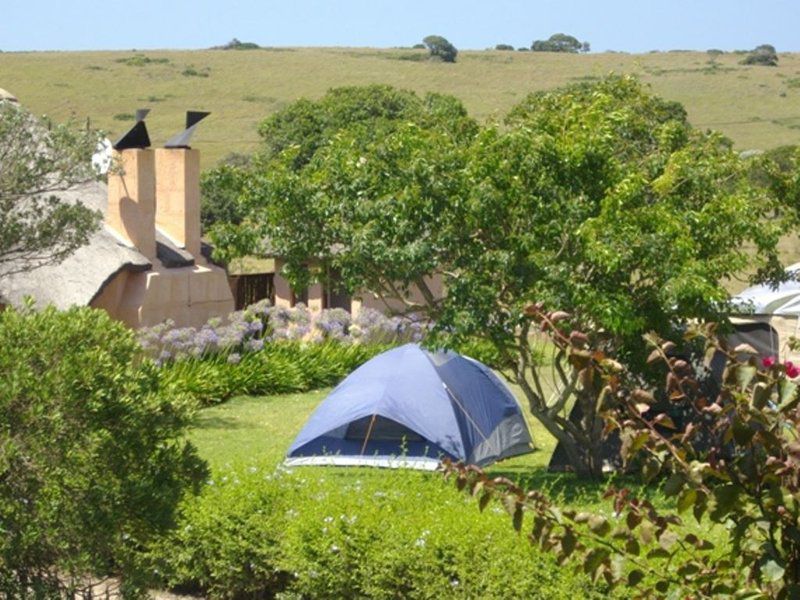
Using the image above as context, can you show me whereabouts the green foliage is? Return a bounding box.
[532,33,590,53]
[182,65,210,77]
[495,44,515,51]
[215,76,789,476]
[211,84,476,265]
[200,163,249,231]
[214,38,261,50]
[0,305,207,596]
[159,341,389,406]
[422,35,458,63]
[255,83,476,168]
[446,316,800,597]
[741,44,779,66]
[0,102,101,276]
[148,465,598,599]
[114,54,170,66]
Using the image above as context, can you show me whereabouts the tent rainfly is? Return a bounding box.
[286,344,533,470]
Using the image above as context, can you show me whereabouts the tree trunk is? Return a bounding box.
[528,404,605,479]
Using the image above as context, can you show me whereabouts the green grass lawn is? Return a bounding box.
[189,385,557,472]
[188,383,641,511]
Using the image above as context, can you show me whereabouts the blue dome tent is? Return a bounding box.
[286,344,533,470]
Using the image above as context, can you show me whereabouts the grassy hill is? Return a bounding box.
[2,47,800,168]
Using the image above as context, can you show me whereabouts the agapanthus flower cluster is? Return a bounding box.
[349,308,427,345]
[138,301,429,364]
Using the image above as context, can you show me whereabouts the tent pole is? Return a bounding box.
[360,414,378,455]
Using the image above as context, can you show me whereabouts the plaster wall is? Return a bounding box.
[94,263,234,329]
[271,257,443,317]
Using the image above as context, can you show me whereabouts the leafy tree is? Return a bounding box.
[0,305,207,596]
[215,37,260,50]
[201,162,250,232]
[741,43,779,66]
[422,35,458,63]
[495,44,515,51]
[0,102,101,278]
[532,33,590,53]
[214,77,786,477]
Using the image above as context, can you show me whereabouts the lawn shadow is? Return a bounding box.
[192,414,249,430]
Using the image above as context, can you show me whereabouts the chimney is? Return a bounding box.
[155,147,201,258]
[107,110,156,259]
[154,111,210,259]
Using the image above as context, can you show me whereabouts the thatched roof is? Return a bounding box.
[0,181,152,309]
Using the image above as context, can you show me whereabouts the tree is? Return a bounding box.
[422,35,458,63]
[531,33,589,53]
[495,44,515,51]
[214,77,786,477]
[209,84,477,268]
[0,305,207,596]
[0,102,101,278]
[201,161,250,232]
[741,43,778,66]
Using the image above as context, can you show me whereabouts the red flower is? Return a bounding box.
[787,364,800,379]
[762,356,776,368]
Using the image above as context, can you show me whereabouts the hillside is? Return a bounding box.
[2,47,800,168]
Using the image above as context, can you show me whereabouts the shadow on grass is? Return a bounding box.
[485,464,660,506]
[192,414,249,430]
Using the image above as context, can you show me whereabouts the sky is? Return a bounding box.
[1,0,798,53]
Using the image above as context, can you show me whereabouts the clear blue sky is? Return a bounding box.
[1,0,797,53]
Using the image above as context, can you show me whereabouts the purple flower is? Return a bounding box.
[227,353,241,364]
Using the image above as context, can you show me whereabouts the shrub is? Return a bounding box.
[531,33,590,53]
[114,54,170,67]
[495,44,515,51]
[0,305,207,596]
[422,35,458,63]
[156,339,390,405]
[182,65,210,77]
[741,44,778,66]
[148,465,600,599]
[214,38,261,50]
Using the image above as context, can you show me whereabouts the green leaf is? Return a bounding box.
[512,505,524,532]
[583,548,610,578]
[663,473,684,497]
[647,547,671,559]
[676,487,697,514]
[561,528,577,558]
[779,379,799,408]
[693,490,708,523]
[625,537,640,556]
[732,416,755,446]
[710,484,740,522]
[588,515,611,537]
[735,364,757,390]
[627,569,645,586]
[762,559,785,583]
[751,382,771,410]
[478,491,492,512]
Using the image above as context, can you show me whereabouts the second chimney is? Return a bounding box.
[155,148,202,259]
